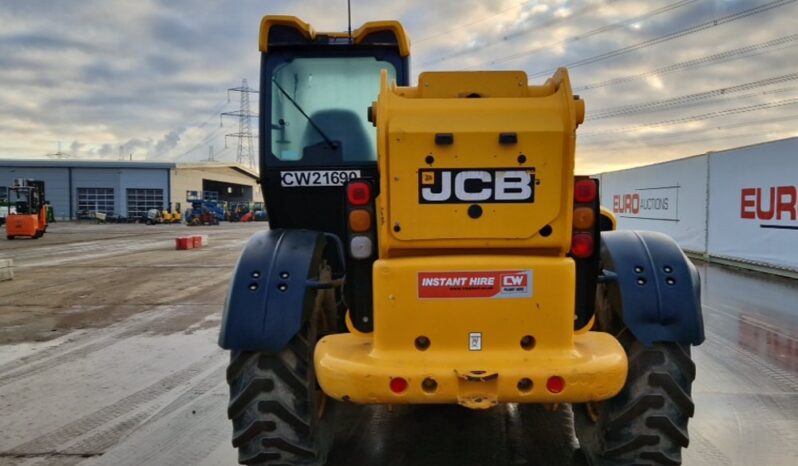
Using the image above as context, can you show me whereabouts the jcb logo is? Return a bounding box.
[418,168,535,204]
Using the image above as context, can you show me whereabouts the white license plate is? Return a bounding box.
[280,170,362,187]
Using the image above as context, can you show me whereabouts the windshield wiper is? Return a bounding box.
[272,78,337,150]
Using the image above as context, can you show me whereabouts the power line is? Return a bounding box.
[580,128,797,158]
[423,0,621,66]
[529,0,798,78]
[588,84,798,120]
[467,0,699,69]
[587,72,798,120]
[716,112,798,130]
[580,113,798,151]
[171,96,244,162]
[193,100,230,129]
[575,33,798,91]
[581,96,798,137]
[173,126,225,161]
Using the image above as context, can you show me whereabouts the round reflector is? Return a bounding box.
[574,179,597,203]
[570,233,594,258]
[546,375,565,394]
[347,182,372,206]
[348,209,372,232]
[349,235,373,259]
[390,377,408,394]
[573,207,595,230]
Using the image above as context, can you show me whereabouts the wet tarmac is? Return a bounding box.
[0,223,796,465]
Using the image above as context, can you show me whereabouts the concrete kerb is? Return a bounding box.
[0,258,14,281]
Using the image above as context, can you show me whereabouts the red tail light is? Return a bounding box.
[570,233,594,258]
[574,179,597,203]
[347,182,372,206]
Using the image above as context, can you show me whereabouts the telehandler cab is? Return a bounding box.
[5,179,48,240]
[219,16,704,466]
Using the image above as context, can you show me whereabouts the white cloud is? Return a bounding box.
[0,0,795,173]
[645,74,665,90]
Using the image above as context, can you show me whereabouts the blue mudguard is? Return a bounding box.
[600,230,705,346]
[218,229,343,352]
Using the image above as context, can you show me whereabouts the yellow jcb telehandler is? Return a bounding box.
[219,16,704,466]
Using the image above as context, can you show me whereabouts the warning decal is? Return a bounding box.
[418,270,533,299]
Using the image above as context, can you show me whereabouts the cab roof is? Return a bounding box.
[259,15,410,57]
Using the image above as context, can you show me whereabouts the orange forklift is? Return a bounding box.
[5,179,47,240]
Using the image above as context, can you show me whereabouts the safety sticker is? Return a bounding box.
[417,270,533,299]
[469,332,483,351]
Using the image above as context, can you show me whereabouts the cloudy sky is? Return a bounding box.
[0,0,796,173]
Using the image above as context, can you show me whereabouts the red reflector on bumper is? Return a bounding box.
[390,377,408,394]
[546,376,565,394]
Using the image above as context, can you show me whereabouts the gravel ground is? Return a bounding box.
[0,222,796,466]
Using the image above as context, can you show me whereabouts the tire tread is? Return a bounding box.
[226,328,329,465]
[575,338,696,466]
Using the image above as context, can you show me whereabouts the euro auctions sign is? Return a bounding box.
[739,186,798,228]
[600,138,798,270]
[611,186,679,221]
[708,138,798,270]
[418,270,532,299]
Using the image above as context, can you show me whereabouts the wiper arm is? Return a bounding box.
[272,78,337,150]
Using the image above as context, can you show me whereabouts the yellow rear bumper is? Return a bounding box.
[315,255,627,408]
[315,331,626,408]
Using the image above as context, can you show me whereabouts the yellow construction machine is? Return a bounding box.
[219,16,704,466]
[161,204,182,223]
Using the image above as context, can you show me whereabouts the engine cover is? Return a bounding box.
[373,70,585,255]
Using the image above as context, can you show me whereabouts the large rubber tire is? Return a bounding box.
[574,329,696,465]
[226,300,334,465]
